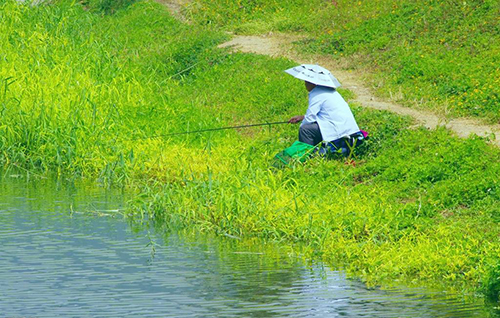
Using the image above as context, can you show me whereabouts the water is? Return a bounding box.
[0,175,497,317]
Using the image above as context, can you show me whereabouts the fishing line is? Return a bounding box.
[130,121,290,141]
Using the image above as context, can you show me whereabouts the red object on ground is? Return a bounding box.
[345,159,356,167]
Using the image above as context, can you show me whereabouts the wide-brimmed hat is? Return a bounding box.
[284,64,341,89]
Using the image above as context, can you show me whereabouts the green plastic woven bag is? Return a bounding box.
[273,141,316,168]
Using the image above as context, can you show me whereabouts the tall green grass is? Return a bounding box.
[0,0,227,178]
[2,0,500,303]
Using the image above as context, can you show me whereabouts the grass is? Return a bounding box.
[186,0,500,122]
[1,0,500,305]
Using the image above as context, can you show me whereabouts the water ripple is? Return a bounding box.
[0,176,498,317]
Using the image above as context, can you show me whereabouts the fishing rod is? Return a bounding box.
[131,121,290,141]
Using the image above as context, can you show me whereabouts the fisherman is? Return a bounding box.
[285,64,365,155]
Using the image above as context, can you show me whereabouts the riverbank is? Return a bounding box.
[1,0,499,302]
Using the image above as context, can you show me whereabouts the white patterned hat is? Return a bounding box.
[284,64,341,88]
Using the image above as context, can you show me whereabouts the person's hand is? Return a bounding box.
[288,115,304,124]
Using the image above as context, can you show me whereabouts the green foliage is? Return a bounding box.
[310,0,500,121]
[187,0,319,33]
[187,0,500,122]
[483,260,500,302]
[2,0,500,303]
[0,0,227,178]
[81,0,137,14]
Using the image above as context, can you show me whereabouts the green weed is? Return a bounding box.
[81,0,137,14]
[483,260,500,302]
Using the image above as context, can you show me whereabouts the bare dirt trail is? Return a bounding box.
[159,2,500,147]
[219,35,500,147]
[155,0,190,22]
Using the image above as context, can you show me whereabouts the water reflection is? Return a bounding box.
[0,174,498,317]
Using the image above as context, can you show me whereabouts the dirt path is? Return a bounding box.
[155,0,189,22]
[160,2,500,147]
[219,35,500,146]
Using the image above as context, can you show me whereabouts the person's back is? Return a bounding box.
[285,64,362,147]
[302,86,359,142]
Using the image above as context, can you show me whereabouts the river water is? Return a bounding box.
[0,174,498,317]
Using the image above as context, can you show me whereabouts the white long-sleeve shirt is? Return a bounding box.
[301,86,360,141]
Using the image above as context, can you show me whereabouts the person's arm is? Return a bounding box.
[288,115,304,124]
